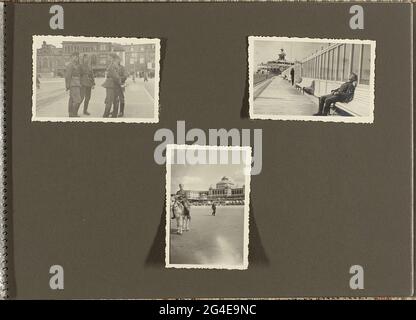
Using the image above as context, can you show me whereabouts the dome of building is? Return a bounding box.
[216,176,234,189]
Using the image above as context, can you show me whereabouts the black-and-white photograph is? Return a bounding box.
[165,145,250,270]
[249,37,376,123]
[32,35,160,123]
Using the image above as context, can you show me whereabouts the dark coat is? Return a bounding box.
[102,63,121,89]
[118,65,128,85]
[333,81,356,103]
[65,62,81,90]
[80,63,95,87]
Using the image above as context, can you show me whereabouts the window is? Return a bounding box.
[328,50,333,80]
[333,47,338,80]
[322,52,328,80]
[351,44,361,78]
[139,57,144,64]
[317,55,321,79]
[343,44,352,81]
[337,45,345,81]
[360,44,371,85]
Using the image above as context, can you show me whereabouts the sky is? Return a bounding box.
[170,163,247,191]
[253,40,332,66]
[33,35,156,49]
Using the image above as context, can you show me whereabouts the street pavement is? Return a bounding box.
[253,76,318,116]
[35,77,155,119]
[169,206,245,267]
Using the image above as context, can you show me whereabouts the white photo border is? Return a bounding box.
[248,36,376,123]
[165,144,251,270]
[31,35,160,123]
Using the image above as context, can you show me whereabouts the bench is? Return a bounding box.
[314,84,372,117]
[295,78,315,95]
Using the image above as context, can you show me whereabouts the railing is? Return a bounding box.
[253,73,273,85]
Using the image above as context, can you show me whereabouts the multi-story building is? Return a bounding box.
[172,176,246,205]
[123,43,156,78]
[36,41,65,76]
[37,41,156,78]
[60,41,114,76]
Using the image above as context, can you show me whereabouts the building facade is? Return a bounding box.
[281,42,372,94]
[36,41,65,76]
[123,43,156,78]
[173,177,246,205]
[37,41,156,78]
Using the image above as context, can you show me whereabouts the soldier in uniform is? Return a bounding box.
[80,54,95,116]
[102,54,121,118]
[313,73,358,116]
[115,59,128,117]
[65,52,82,117]
[172,184,191,219]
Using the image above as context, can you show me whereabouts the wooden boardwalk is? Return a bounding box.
[253,77,318,116]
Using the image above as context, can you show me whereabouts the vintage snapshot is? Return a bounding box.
[32,35,160,123]
[249,36,376,123]
[165,145,251,270]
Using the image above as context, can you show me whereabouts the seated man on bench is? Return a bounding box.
[313,73,358,116]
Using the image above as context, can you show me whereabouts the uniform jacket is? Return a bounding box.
[65,62,81,90]
[102,63,121,89]
[80,63,95,87]
[333,81,356,102]
[119,65,128,85]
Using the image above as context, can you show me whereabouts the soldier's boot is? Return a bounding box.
[83,101,90,115]
[322,102,331,116]
[118,102,125,117]
[73,103,81,117]
[112,105,119,118]
[313,97,325,116]
[103,103,111,118]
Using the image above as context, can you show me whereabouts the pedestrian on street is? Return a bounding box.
[65,52,82,117]
[290,68,295,86]
[211,202,216,216]
[143,71,148,82]
[80,54,95,116]
[102,53,121,118]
